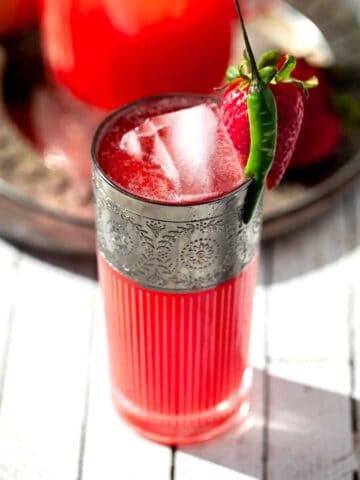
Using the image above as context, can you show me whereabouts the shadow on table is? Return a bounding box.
[177,368,357,479]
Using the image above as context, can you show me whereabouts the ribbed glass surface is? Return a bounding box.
[98,252,258,444]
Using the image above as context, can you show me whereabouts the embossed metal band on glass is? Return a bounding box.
[94,170,261,292]
[92,94,262,445]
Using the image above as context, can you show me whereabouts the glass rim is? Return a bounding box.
[91,92,252,211]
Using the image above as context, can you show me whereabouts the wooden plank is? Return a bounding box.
[346,190,360,467]
[0,240,21,405]
[267,259,350,362]
[81,288,172,480]
[175,259,269,480]
[267,363,356,479]
[267,206,350,363]
[0,253,96,480]
[266,198,356,479]
[175,453,260,480]
[352,246,360,462]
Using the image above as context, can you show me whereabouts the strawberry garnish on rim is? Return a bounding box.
[220,0,318,222]
[222,50,318,189]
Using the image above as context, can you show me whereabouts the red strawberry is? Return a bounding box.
[289,58,342,169]
[224,0,318,222]
[221,79,305,189]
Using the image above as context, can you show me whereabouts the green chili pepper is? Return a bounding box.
[244,86,277,223]
[234,0,278,224]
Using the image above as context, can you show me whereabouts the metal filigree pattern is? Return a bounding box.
[94,170,261,292]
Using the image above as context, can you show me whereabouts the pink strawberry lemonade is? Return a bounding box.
[96,96,259,444]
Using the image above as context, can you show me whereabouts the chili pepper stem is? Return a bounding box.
[233,0,263,89]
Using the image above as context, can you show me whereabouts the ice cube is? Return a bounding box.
[105,102,244,203]
[156,104,217,197]
[210,112,245,199]
[120,117,181,192]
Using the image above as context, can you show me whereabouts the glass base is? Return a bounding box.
[111,375,252,445]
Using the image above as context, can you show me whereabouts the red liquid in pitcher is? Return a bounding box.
[96,97,258,444]
[38,0,232,110]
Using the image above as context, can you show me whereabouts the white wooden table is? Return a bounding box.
[0,186,359,480]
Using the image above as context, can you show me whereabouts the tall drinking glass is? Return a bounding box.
[92,94,262,445]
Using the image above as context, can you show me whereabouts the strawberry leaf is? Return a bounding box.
[284,76,319,96]
[259,66,277,84]
[258,50,282,69]
[238,79,250,90]
[298,76,319,89]
[226,65,240,82]
[276,54,297,81]
[239,59,251,79]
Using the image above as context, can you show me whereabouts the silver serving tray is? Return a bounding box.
[0,0,359,253]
